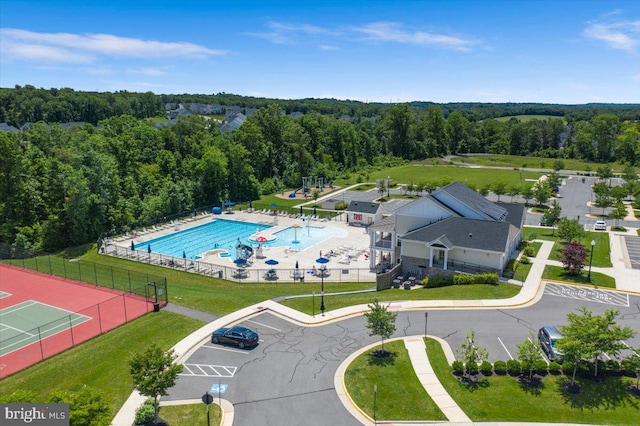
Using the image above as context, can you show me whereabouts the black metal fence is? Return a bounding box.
[103,242,376,284]
[0,243,168,306]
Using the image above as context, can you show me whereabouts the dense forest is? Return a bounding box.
[1,86,639,251]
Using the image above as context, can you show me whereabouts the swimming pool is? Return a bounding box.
[134,219,341,259]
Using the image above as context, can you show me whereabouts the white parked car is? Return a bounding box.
[594,220,607,231]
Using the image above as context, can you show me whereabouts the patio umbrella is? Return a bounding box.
[224,201,236,207]
[131,240,135,251]
[233,258,247,265]
[299,206,303,214]
[265,259,279,265]
[313,206,317,215]
[183,250,186,259]
[295,260,299,269]
[147,244,151,254]
[270,203,278,207]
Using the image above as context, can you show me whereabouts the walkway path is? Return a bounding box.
[113,232,640,426]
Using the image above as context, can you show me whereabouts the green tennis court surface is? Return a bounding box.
[0,300,91,356]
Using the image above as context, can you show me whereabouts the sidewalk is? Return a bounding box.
[113,235,640,426]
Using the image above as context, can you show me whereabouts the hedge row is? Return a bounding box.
[452,358,639,378]
[423,273,499,288]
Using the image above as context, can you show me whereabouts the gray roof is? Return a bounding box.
[500,203,525,228]
[347,201,380,214]
[433,182,507,221]
[402,217,511,252]
[0,123,19,133]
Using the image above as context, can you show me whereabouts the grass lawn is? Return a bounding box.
[0,311,204,418]
[357,164,542,189]
[159,403,221,426]
[279,283,521,315]
[344,339,446,422]
[523,226,612,268]
[451,154,633,174]
[542,265,616,288]
[512,262,532,283]
[426,338,639,424]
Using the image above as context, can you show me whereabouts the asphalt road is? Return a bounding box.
[166,288,640,426]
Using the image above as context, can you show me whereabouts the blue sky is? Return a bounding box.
[0,0,638,104]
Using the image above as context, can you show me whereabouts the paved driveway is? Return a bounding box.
[166,290,640,425]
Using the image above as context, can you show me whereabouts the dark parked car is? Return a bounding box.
[211,326,259,349]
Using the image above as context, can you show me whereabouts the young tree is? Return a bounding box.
[622,349,640,390]
[560,307,636,377]
[596,164,614,186]
[546,171,562,191]
[520,185,534,206]
[609,202,627,227]
[556,217,585,243]
[377,179,386,198]
[541,200,562,233]
[592,181,612,217]
[552,160,565,172]
[364,299,397,355]
[533,182,552,207]
[516,332,544,379]
[507,185,521,203]
[492,181,507,202]
[456,329,488,378]
[130,344,183,425]
[559,241,587,275]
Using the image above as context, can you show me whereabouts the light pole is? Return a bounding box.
[424,312,428,338]
[588,239,595,282]
[373,384,377,425]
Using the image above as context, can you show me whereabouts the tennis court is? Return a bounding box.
[0,264,154,378]
[0,300,91,356]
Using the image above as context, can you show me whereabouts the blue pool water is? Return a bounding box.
[135,219,337,259]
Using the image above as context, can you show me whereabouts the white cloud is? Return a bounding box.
[319,45,339,51]
[127,68,167,77]
[245,21,335,45]
[352,22,479,51]
[583,19,640,53]
[0,28,226,63]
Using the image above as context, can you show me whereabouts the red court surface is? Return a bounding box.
[0,264,153,378]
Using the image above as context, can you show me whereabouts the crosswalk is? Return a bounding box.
[180,364,237,378]
[543,283,629,307]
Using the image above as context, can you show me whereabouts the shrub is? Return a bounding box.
[523,245,535,257]
[452,360,464,375]
[134,399,156,426]
[605,359,621,376]
[493,360,507,375]
[466,361,479,376]
[453,273,499,285]
[548,361,562,375]
[480,360,493,376]
[534,360,549,376]
[334,201,348,210]
[506,359,521,376]
[424,275,454,288]
[421,277,429,286]
[453,274,476,285]
[519,255,531,264]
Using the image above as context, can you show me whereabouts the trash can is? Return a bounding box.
[218,270,223,278]
[153,303,160,312]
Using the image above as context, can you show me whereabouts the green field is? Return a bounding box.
[451,154,635,173]
[494,114,564,123]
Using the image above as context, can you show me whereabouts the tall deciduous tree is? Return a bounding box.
[556,218,585,243]
[129,344,183,425]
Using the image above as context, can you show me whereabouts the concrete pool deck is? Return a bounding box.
[106,209,377,282]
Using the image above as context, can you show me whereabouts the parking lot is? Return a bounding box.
[624,236,640,270]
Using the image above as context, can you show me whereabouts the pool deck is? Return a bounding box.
[106,209,376,282]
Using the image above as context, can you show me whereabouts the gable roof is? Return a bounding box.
[433,182,507,221]
[347,201,380,214]
[402,217,511,252]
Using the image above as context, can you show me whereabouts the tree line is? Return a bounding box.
[1,88,639,252]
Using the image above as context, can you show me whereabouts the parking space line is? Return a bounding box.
[180,364,237,378]
[497,337,513,360]
[247,319,281,331]
[204,344,250,354]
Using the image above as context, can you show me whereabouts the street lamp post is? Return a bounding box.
[424,312,428,338]
[373,384,377,425]
[588,239,595,281]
